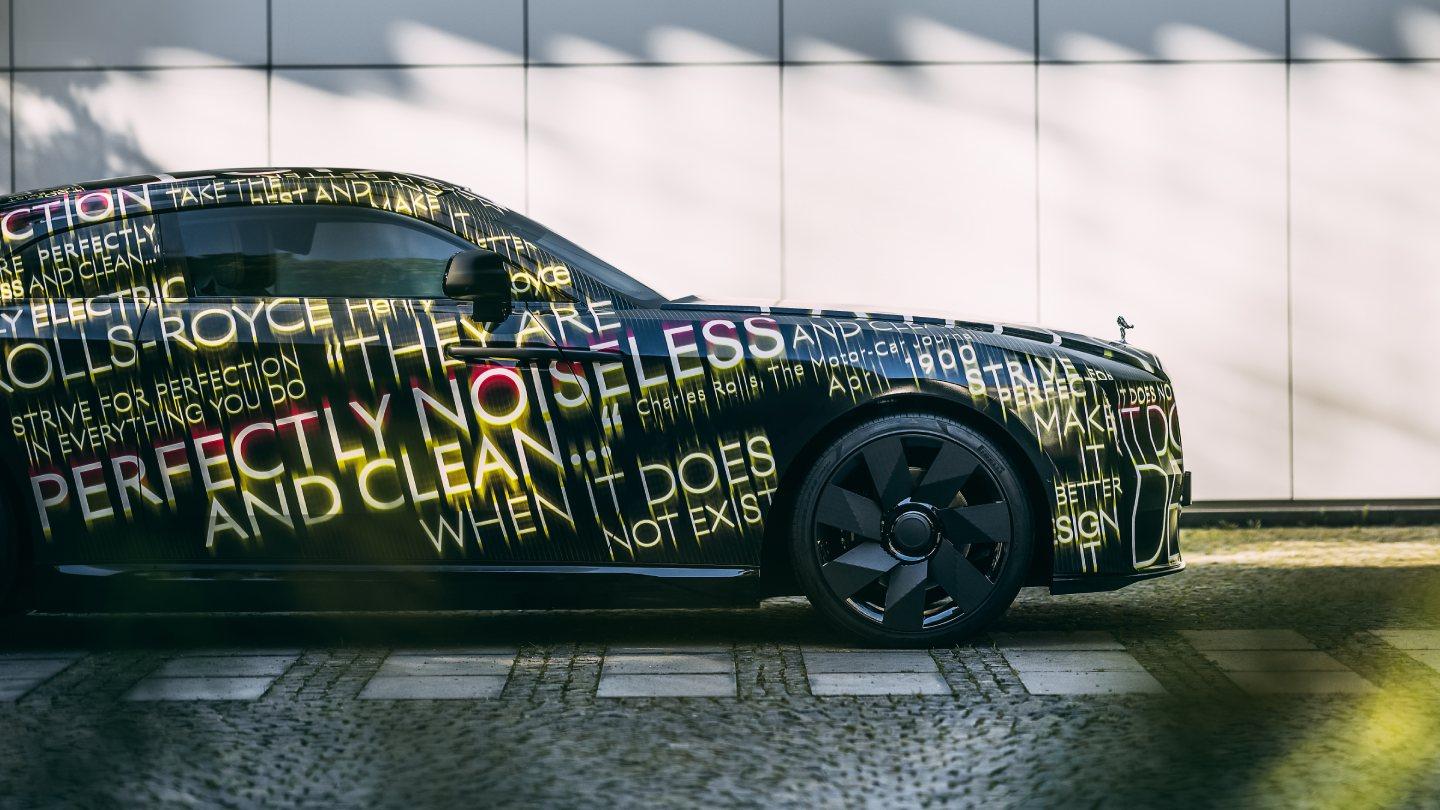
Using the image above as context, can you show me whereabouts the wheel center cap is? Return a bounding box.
[889,510,938,558]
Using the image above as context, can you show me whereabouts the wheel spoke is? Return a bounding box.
[821,542,899,599]
[937,502,1012,546]
[816,484,883,540]
[882,563,930,632]
[912,442,980,506]
[862,437,911,511]
[929,539,994,613]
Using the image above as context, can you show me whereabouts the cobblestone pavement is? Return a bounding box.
[2,527,1439,809]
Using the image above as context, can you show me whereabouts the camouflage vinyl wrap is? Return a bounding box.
[0,169,1183,587]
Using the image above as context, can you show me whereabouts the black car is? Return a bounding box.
[0,168,1187,646]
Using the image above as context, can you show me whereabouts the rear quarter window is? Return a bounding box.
[0,214,167,301]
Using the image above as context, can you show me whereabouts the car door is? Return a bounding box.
[156,203,617,566]
[452,205,790,569]
[538,296,786,569]
[0,201,184,565]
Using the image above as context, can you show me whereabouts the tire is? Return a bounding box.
[790,413,1034,647]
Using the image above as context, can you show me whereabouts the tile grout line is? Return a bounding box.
[523,0,530,213]
[265,0,273,165]
[8,0,13,193]
[8,56,1438,74]
[777,0,786,303]
[0,654,84,702]
[123,652,298,701]
[1284,0,1296,500]
[928,648,958,696]
[995,634,1168,695]
[730,641,740,698]
[1032,0,1041,322]
[593,643,604,697]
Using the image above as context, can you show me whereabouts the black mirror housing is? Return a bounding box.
[443,249,513,322]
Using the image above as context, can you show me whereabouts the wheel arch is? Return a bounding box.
[759,384,1058,596]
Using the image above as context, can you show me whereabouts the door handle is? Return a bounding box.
[446,344,625,364]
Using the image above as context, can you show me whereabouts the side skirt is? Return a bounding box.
[1049,560,1186,595]
[30,564,763,613]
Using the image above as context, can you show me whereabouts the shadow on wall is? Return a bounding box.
[10,1,1440,191]
[12,73,153,191]
[7,1,1440,503]
[11,1,1440,188]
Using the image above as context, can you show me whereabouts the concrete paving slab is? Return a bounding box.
[808,672,951,696]
[1016,670,1167,695]
[1000,650,1146,672]
[606,645,732,655]
[1399,649,1440,672]
[597,673,736,698]
[156,655,297,677]
[180,648,304,658]
[125,677,275,701]
[359,675,508,700]
[390,647,519,656]
[1202,650,1351,672]
[0,679,34,702]
[602,653,733,675]
[990,631,1124,650]
[0,651,85,661]
[801,650,938,674]
[376,654,515,677]
[1226,671,1378,695]
[1373,630,1440,650]
[1182,630,1316,651]
[0,659,77,680]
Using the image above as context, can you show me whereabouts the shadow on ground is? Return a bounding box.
[3,527,1437,653]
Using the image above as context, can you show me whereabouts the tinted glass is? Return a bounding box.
[492,209,667,303]
[173,206,470,298]
[5,214,165,300]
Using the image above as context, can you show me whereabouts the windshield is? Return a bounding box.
[492,209,667,304]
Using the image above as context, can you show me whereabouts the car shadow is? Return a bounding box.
[3,559,1436,653]
[0,597,852,652]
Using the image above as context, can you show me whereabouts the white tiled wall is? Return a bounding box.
[1292,0,1440,59]
[15,0,265,68]
[0,1,11,67]
[530,0,778,64]
[783,0,1031,63]
[271,0,524,66]
[1289,61,1440,498]
[3,0,1436,502]
[13,69,268,189]
[270,67,527,209]
[1039,63,1290,500]
[0,71,10,193]
[783,63,1035,321]
[528,65,780,300]
[1039,0,1286,61]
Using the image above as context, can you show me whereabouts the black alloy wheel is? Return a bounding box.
[792,413,1032,646]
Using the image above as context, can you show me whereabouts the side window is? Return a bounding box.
[168,205,471,299]
[4,215,166,300]
[472,234,575,305]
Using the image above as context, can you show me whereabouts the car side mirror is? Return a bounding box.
[443,249,513,322]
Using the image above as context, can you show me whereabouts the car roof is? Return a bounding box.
[0,167,469,209]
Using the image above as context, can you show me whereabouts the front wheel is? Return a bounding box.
[791,413,1034,647]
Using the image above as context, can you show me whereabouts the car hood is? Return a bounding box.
[658,297,1165,377]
